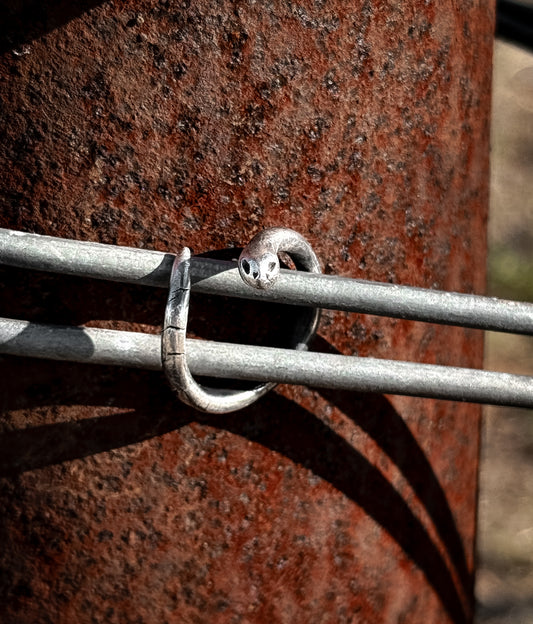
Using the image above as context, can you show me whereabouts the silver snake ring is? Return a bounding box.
[162,227,322,413]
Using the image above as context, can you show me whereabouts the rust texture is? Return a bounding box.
[0,1,494,622]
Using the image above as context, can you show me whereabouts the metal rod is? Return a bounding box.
[1,317,532,408]
[1,228,532,335]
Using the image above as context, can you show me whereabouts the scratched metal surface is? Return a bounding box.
[0,1,493,622]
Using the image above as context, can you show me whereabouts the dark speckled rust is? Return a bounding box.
[0,1,493,622]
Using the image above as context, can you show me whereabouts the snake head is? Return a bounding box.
[238,252,280,290]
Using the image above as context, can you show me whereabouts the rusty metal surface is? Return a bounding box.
[0,1,493,622]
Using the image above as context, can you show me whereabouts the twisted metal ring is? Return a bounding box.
[162,228,321,413]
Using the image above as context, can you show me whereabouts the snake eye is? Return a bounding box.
[268,261,276,272]
[241,259,250,274]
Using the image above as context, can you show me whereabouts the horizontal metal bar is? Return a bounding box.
[1,228,532,335]
[1,317,532,408]
[0,228,175,287]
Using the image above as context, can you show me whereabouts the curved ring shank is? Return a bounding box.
[162,248,274,413]
[163,228,321,414]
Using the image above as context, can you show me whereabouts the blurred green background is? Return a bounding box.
[475,38,533,623]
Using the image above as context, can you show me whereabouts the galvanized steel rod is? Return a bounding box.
[1,317,532,408]
[1,228,532,335]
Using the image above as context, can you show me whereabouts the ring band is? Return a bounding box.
[162,246,320,413]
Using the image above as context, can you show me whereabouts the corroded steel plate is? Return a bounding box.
[0,1,493,622]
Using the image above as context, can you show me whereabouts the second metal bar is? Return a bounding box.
[1,317,532,408]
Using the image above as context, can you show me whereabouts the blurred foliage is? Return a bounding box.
[488,245,533,301]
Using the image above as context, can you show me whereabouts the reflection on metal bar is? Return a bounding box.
[1,228,532,335]
[1,317,532,408]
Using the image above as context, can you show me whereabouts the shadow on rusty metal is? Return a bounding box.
[1,349,469,624]
[0,266,474,621]
[0,0,106,54]
[315,337,472,603]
